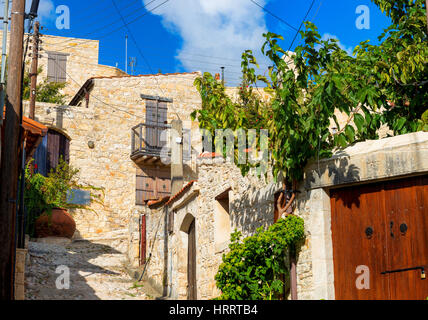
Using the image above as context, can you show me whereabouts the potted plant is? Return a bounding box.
[25,158,103,239]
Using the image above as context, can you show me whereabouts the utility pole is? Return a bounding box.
[29,21,40,119]
[0,0,10,166]
[221,66,225,86]
[0,0,10,124]
[0,0,26,300]
[125,35,128,74]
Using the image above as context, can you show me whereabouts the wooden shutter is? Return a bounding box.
[145,100,157,149]
[57,54,67,82]
[156,167,171,199]
[136,167,156,204]
[47,54,56,82]
[46,130,70,174]
[47,52,67,83]
[145,100,168,149]
[157,102,168,148]
[136,167,171,204]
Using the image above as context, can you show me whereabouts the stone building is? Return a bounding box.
[132,131,428,300]
[0,31,126,98]
[17,32,427,301]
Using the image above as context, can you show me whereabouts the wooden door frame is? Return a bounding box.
[187,218,197,300]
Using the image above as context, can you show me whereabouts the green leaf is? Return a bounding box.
[354,114,365,132]
[395,117,407,131]
[345,125,356,143]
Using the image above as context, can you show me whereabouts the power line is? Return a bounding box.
[48,55,201,121]
[110,0,186,119]
[249,0,298,32]
[52,0,171,53]
[51,0,159,48]
[310,0,324,23]
[58,0,145,39]
[288,0,316,51]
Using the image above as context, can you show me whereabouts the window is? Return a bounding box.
[214,189,231,253]
[136,166,171,205]
[33,129,70,176]
[47,52,68,83]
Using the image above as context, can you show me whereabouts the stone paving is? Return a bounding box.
[25,239,152,300]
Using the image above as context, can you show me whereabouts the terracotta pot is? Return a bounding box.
[35,208,76,239]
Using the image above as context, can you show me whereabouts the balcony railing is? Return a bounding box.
[131,123,171,161]
[131,122,192,164]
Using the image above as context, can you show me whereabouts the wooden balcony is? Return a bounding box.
[131,122,192,166]
[131,123,171,166]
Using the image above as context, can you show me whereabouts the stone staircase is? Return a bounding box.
[25,237,151,300]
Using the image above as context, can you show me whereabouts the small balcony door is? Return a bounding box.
[146,100,167,149]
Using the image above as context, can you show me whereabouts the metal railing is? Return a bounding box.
[131,123,171,158]
[131,123,192,161]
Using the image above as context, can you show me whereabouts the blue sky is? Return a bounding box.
[25,0,391,86]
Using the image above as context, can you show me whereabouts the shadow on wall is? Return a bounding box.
[26,240,122,300]
[305,151,361,209]
[230,183,281,236]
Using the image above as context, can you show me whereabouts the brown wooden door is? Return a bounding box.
[383,176,428,299]
[145,100,167,149]
[330,175,428,300]
[187,219,197,300]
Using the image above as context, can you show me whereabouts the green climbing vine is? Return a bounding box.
[215,216,305,300]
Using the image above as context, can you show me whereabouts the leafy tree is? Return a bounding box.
[22,66,67,104]
[0,59,67,104]
[194,1,427,299]
[193,0,427,188]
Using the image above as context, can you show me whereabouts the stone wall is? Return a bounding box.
[26,72,203,244]
[141,155,283,299]
[293,131,428,300]
[138,129,428,300]
[0,30,126,100]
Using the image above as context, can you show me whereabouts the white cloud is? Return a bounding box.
[318,33,355,56]
[142,0,272,86]
[33,0,55,21]
[0,0,55,29]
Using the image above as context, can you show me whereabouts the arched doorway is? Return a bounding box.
[180,213,197,300]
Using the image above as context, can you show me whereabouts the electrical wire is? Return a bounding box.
[52,0,159,48]
[249,0,298,32]
[288,0,316,51]
[51,0,172,53]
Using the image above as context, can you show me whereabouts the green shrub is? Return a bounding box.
[215,215,305,300]
[24,158,103,236]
